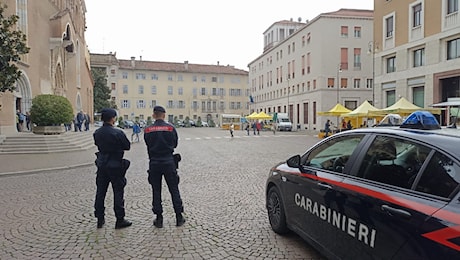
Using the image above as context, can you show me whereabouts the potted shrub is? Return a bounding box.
[30,94,74,135]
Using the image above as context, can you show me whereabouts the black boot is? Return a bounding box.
[97,218,105,229]
[115,218,132,229]
[176,213,185,227]
[153,215,163,228]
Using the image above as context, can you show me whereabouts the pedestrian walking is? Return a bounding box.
[252,122,256,135]
[76,111,84,131]
[131,122,141,142]
[93,108,132,229]
[229,123,234,137]
[84,113,91,131]
[73,116,78,132]
[15,112,20,132]
[256,121,261,135]
[64,120,72,131]
[245,123,250,135]
[324,119,331,137]
[25,111,31,131]
[16,110,25,132]
[144,106,185,228]
[347,120,352,130]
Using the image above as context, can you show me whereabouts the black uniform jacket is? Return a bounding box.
[144,119,178,162]
[93,123,131,168]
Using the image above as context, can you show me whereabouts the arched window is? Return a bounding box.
[76,40,81,88]
[16,0,28,62]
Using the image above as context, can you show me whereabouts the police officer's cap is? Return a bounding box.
[100,108,117,122]
[153,105,166,113]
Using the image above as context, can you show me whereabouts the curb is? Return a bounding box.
[0,162,94,177]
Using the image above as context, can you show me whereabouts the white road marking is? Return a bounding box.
[178,134,304,141]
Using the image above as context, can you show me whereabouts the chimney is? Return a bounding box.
[184,60,189,70]
[131,56,135,68]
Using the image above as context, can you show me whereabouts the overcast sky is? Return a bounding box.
[85,0,373,70]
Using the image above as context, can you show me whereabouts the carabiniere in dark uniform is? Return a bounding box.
[144,105,185,228]
[93,108,132,229]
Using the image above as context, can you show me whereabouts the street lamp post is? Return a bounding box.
[368,41,376,105]
[336,63,342,128]
[336,63,342,104]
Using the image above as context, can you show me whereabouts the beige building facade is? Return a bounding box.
[0,0,93,134]
[90,53,249,125]
[374,0,460,125]
[248,9,374,131]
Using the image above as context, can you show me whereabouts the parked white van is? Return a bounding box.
[275,113,292,131]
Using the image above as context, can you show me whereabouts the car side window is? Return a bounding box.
[357,135,431,189]
[305,135,364,173]
[414,152,460,198]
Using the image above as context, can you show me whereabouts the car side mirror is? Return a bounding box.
[287,155,301,168]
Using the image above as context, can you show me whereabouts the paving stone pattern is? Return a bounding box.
[0,128,326,259]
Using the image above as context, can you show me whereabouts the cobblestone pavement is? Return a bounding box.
[0,128,326,259]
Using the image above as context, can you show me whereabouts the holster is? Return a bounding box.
[95,152,130,176]
[121,159,130,176]
[173,153,181,169]
[95,152,109,168]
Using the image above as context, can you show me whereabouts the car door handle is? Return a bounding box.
[282,176,300,184]
[317,182,332,190]
[381,205,412,219]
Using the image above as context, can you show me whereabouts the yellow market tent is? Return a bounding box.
[368,97,441,116]
[245,112,259,119]
[341,100,382,129]
[246,111,273,120]
[317,104,351,138]
[253,111,273,120]
[317,103,352,116]
[341,100,379,117]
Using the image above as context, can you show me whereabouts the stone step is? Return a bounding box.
[0,146,92,154]
[2,139,74,145]
[0,132,95,154]
[1,136,93,144]
[0,141,94,150]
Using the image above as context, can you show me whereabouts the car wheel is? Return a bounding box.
[267,186,289,234]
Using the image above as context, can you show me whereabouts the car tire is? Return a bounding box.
[267,186,289,234]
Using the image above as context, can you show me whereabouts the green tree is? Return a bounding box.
[0,4,30,92]
[92,67,112,112]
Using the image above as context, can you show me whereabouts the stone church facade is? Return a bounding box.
[0,0,93,134]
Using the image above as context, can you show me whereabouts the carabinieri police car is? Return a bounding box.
[266,111,460,259]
